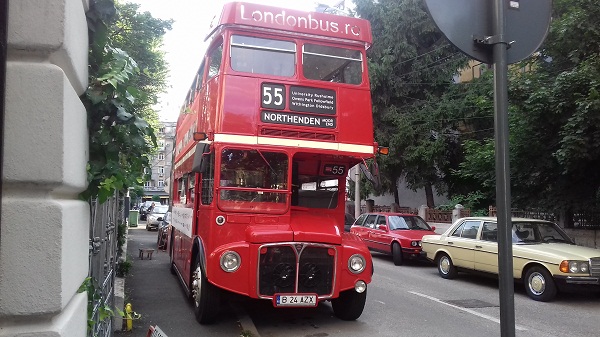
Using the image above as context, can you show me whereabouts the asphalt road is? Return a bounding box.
[117,222,600,337]
[115,223,247,337]
[112,221,455,337]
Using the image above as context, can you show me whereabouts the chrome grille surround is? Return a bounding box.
[590,257,600,277]
[257,242,337,299]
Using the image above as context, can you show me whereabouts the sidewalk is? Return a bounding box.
[114,222,244,336]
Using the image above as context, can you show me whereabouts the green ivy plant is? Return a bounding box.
[80,0,157,203]
[78,276,125,334]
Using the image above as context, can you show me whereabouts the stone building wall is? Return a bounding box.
[1,0,90,335]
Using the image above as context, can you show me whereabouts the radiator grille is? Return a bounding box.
[590,257,600,277]
[261,128,335,141]
[258,244,335,297]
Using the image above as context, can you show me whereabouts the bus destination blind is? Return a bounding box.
[261,110,336,129]
[289,86,336,114]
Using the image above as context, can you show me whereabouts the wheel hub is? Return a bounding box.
[192,266,202,305]
[440,257,450,274]
[529,272,546,295]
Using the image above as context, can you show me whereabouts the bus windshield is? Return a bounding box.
[218,149,288,213]
[302,44,363,84]
[230,35,296,77]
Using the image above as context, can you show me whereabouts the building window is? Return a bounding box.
[158,180,164,187]
[159,141,165,149]
[158,152,165,161]
[144,181,152,187]
[159,127,165,134]
[158,166,165,175]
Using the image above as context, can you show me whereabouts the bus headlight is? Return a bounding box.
[220,251,241,272]
[348,254,366,274]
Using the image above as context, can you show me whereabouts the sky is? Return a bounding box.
[128,0,347,122]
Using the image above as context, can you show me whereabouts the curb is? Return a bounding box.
[231,303,260,337]
[114,224,129,331]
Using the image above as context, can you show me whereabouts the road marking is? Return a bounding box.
[374,300,386,305]
[408,291,528,331]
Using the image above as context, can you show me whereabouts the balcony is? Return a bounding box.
[143,186,165,192]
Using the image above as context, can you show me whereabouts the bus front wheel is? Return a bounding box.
[331,288,367,321]
[192,259,220,324]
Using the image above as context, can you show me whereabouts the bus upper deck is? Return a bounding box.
[174,2,376,173]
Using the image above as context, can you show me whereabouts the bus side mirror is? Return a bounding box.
[191,143,211,174]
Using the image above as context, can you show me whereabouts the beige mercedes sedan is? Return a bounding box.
[421,217,600,301]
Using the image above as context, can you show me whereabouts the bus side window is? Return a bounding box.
[188,174,196,204]
[201,152,215,205]
[207,42,223,80]
[179,176,187,204]
[195,62,205,92]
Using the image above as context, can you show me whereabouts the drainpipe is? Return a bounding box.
[0,0,8,233]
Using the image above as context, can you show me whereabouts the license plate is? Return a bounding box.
[274,294,318,307]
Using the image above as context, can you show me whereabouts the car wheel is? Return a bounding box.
[331,287,367,321]
[524,266,557,302]
[192,258,220,324]
[437,253,458,279]
[392,242,404,266]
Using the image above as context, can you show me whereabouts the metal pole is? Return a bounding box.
[0,0,8,237]
[492,0,515,336]
[354,165,360,219]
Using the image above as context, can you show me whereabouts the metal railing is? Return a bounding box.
[88,192,123,337]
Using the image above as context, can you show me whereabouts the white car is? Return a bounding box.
[146,205,169,231]
[421,217,600,301]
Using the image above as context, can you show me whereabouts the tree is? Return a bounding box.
[353,0,469,207]
[454,0,600,215]
[81,0,172,202]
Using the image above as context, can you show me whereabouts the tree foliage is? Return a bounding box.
[81,0,172,202]
[353,0,469,206]
[453,0,600,212]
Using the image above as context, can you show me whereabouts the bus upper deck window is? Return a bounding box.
[302,44,363,85]
[230,35,295,77]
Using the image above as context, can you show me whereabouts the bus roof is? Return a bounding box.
[207,2,372,47]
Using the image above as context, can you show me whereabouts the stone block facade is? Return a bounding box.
[1,0,90,335]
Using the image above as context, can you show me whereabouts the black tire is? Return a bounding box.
[331,288,367,321]
[392,242,404,266]
[437,253,458,279]
[192,258,221,324]
[524,266,557,302]
[169,238,176,275]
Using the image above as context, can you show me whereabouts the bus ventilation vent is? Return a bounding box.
[258,244,334,297]
[261,128,335,141]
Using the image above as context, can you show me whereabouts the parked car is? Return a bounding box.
[421,217,600,302]
[146,205,169,231]
[157,211,171,250]
[350,212,436,265]
[139,201,155,221]
[344,213,356,232]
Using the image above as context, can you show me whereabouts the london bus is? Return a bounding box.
[168,2,380,324]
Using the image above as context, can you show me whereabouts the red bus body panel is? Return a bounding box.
[169,2,375,308]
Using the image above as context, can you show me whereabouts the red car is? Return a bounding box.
[350,212,436,265]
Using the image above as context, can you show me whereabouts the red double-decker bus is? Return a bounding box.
[168,2,379,324]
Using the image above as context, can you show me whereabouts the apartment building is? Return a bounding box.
[142,121,176,204]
